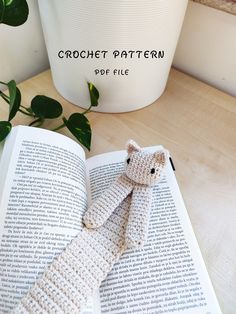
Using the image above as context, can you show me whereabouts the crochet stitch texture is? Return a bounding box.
[12,140,167,314]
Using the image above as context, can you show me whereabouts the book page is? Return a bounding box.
[86,148,221,314]
[0,126,88,313]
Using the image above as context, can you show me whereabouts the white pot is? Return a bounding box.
[38,0,188,113]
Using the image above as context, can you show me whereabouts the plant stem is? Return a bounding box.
[52,122,66,132]
[18,108,35,117]
[0,91,10,99]
[81,105,92,115]
[29,118,43,127]
[20,104,31,111]
[0,92,10,103]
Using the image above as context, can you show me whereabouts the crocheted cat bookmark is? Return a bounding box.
[83,140,167,249]
[12,140,167,314]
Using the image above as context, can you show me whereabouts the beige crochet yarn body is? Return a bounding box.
[12,140,167,314]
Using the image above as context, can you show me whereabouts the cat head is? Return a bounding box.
[125,140,167,186]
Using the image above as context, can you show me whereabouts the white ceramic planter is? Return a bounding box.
[38,0,188,113]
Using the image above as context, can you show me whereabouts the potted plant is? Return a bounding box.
[38,0,188,112]
[0,0,99,150]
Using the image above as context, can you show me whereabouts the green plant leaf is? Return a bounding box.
[0,1,3,23]
[88,82,99,107]
[0,0,29,26]
[0,79,16,102]
[0,80,20,121]
[31,95,63,119]
[7,80,16,107]
[63,113,91,150]
[9,86,21,121]
[5,0,14,5]
[0,121,12,142]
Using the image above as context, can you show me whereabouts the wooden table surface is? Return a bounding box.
[1,68,235,313]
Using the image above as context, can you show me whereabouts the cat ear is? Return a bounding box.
[153,150,166,167]
[126,140,141,154]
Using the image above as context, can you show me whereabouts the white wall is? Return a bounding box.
[173,1,236,97]
[0,0,49,84]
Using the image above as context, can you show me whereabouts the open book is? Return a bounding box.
[0,126,221,314]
